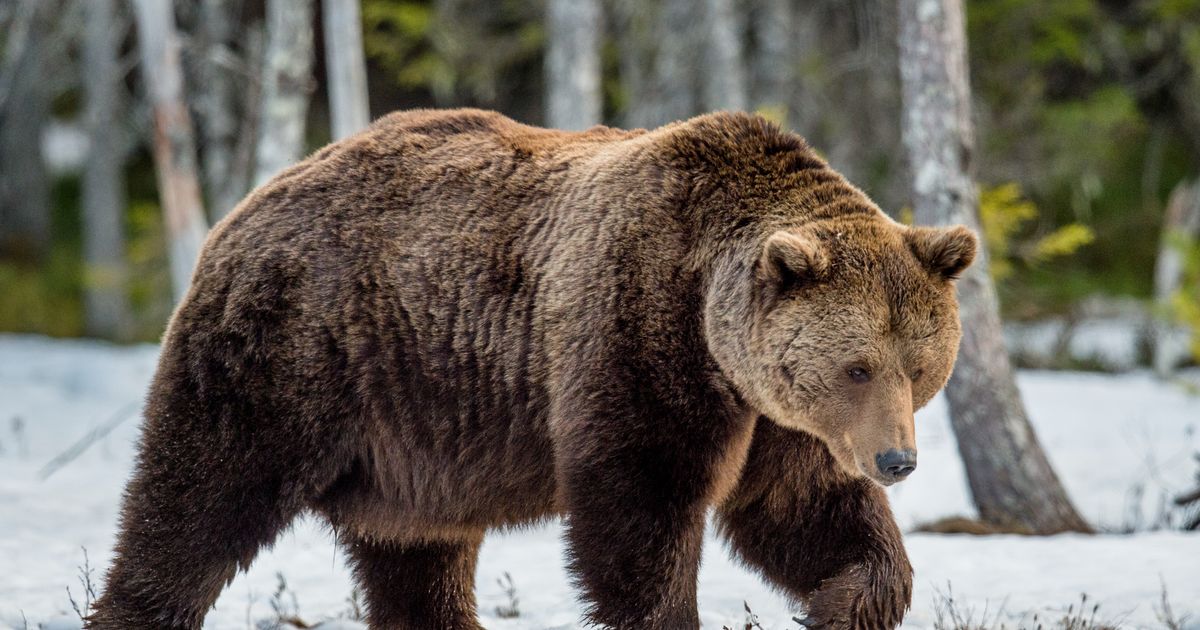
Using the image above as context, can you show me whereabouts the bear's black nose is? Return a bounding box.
[876,449,917,480]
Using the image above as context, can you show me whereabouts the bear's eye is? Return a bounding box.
[912,368,924,381]
[847,366,872,383]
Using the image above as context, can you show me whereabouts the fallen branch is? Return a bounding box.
[38,402,139,480]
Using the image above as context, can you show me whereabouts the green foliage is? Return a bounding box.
[362,0,543,105]
[979,183,1094,283]
[753,104,788,129]
[0,158,172,342]
[966,0,1200,314]
[0,177,84,337]
[362,1,442,93]
[124,199,173,341]
[0,249,84,337]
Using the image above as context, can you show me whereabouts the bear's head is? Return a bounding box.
[706,217,976,486]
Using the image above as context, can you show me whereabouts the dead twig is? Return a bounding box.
[38,402,138,480]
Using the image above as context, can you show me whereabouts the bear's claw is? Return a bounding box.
[800,560,912,630]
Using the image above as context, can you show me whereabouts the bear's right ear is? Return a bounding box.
[757,230,830,294]
[905,225,977,280]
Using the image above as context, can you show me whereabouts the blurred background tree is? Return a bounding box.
[3,0,1199,537]
[0,0,1197,355]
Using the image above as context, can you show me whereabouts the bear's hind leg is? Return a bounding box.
[87,438,321,628]
[88,348,355,627]
[341,533,485,630]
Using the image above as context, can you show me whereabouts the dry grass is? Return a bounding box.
[723,600,766,630]
[913,516,1034,536]
[723,582,1194,630]
[66,546,97,622]
[493,571,521,619]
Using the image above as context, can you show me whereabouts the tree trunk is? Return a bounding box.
[322,0,371,140]
[194,0,241,219]
[0,0,54,260]
[81,0,130,338]
[226,25,265,217]
[648,0,700,126]
[748,0,793,117]
[1154,180,1200,375]
[896,0,1090,534]
[545,0,602,130]
[612,0,655,129]
[701,0,747,112]
[254,0,315,187]
[132,0,210,304]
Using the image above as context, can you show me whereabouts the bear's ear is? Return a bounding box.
[906,225,978,280]
[757,230,830,293]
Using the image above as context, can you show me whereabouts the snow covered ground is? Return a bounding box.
[1,334,1198,629]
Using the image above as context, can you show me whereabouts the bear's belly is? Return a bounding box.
[317,405,561,540]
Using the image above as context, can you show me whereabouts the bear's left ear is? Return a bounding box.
[757,229,830,292]
[905,225,977,280]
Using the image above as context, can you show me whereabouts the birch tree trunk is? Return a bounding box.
[195,0,241,219]
[254,0,315,187]
[132,0,209,304]
[81,0,130,338]
[702,0,747,112]
[1154,180,1200,375]
[0,0,53,259]
[226,25,265,217]
[545,0,602,130]
[897,0,1090,534]
[322,0,371,140]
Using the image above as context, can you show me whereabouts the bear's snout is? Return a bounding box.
[875,449,917,482]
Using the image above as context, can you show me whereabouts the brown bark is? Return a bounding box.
[132,0,210,304]
[897,0,1090,534]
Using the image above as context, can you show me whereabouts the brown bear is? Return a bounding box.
[89,108,975,630]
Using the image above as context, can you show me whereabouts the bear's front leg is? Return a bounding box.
[716,421,912,630]
[558,430,710,630]
[553,377,755,630]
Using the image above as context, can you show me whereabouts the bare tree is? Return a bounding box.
[701,0,747,112]
[81,0,131,338]
[225,25,266,219]
[611,0,655,129]
[748,0,793,117]
[647,0,701,126]
[897,0,1089,534]
[193,0,242,219]
[0,0,54,259]
[323,0,371,140]
[254,0,315,187]
[1154,180,1200,375]
[545,0,602,130]
[613,0,743,128]
[132,0,210,303]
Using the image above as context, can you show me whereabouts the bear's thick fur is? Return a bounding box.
[90,109,975,630]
